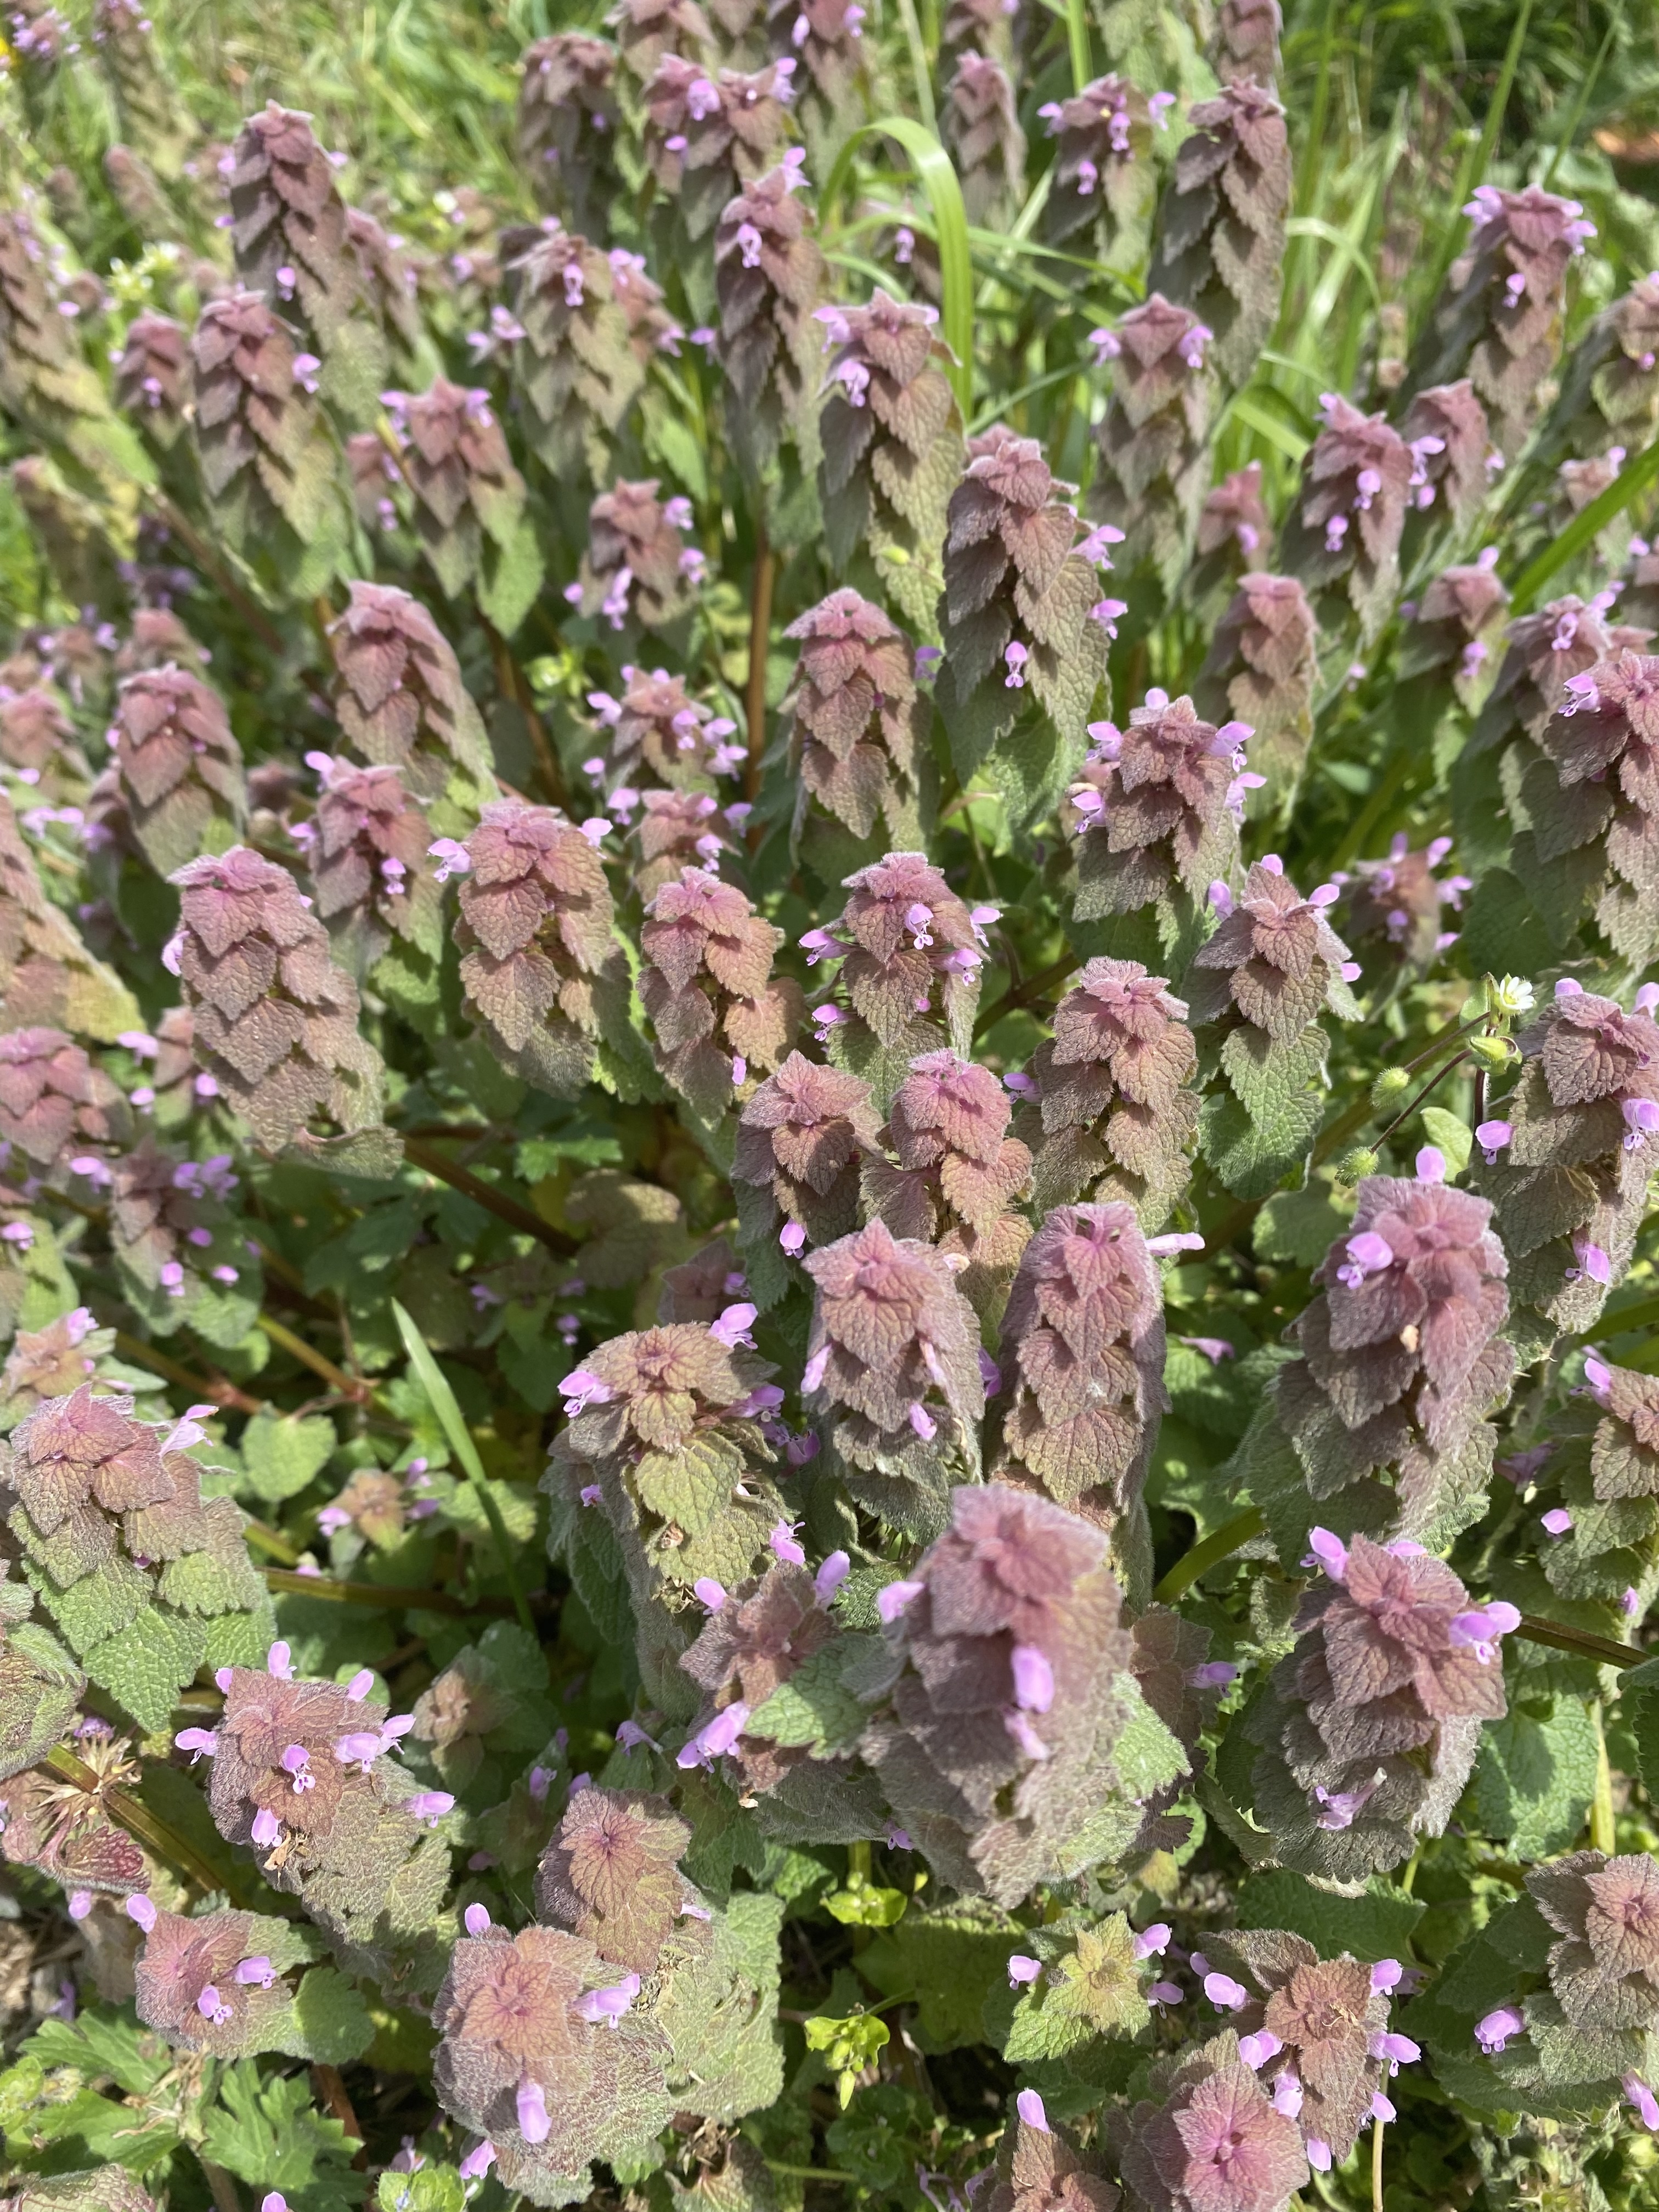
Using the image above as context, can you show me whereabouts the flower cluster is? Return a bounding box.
[1147,82,1291,391]
[0,794,138,1046]
[588,666,740,793]
[1250,1531,1510,1879]
[1399,379,1496,532]
[863,1048,1032,1314]
[1194,571,1318,805]
[1475,983,1659,1347]
[298,754,442,1003]
[386,377,536,618]
[1039,76,1156,272]
[227,103,361,357]
[631,787,743,900]
[714,157,828,474]
[1116,2032,1311,2212]
[1413,184,1595,458]
[1090,295,1217,596]
[642,58,798,243]
[206,1649,453,1990]
[1212,0,1282,81]
[1525,1356,1659,1617]
[992,1204,1167,1596]
[1280,394,1413,641]
[168,847,391,1160]
[639,865,802,1117]
[1266,1171,1513,1549]
[816,288,965,636]
[1529,1850,1659,2033]
[802,1218,985,1531]
[765,0,865,161]
[107,1135,259,1342]
[1336,834,1469,979]
[327,581,498,831]
[1399,549,1510,710]
[1013,958,1199,1223]
[108,665,247,879]
[860,1484,1174,1904]
[0,1027,128,1175]
[449,799,620,1098]
[189,290,351,579]
[934,426,1110,823]
[132,1903,297,2057]
[811,849,989,1065]
[943,55,1024,228]
[783,589,927,845]
[1186,859,1359,1199]
[1,1384,269,1733]
[517,33,622,239]
[1524,648,1659,965]
[572,477,699,636]
[732,1051,883,1261]
[1548,270,1659,464]
[507,222,648,490]
[1067,692,1245,932]
[112,311,188,447]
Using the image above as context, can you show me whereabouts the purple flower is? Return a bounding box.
[1624,2074,1659,2130]
[576,1970,641,2025]
[458,2142,496,2180]
[1014,2090,1048,2133]
[815,1550,850,1604]
[464,1903,491,1936]
[1304,1526,1349,1580]
[1203,1972,1249,2012]
[1238,2030,1283,2069]
[1542,1508,1573,1536]
[693,1577,727,1612]
[878,1579,924,1624]
[1007,1954,1042,1987]
[1476,2006,1525,2054]
[1133,1923,1170,1959]
[1010,1644,1054,1713]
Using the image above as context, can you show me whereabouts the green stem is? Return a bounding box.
[403,1137,577,1256]
[1590,1702,1617,1852]
[262,1566,520,1618]
[44,1743,232,1897]
[1542,17,1615,188]
[1153,1507,1265,1602]
[893,0,935,132]
[391,1300,535,1635]
[973,952,1075,1039]
[1372,1050,1471,1149]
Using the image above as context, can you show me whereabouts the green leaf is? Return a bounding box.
[240,1413,338,1503]
[860,1898,1020,2053]
[1420,1105,1473,1176]
[83,1605,207,1730]
[1254,1181,1352,1268]
[279,1966,376,2064]
[379,2168,466,2212]
[746,1638,873,1758]
[201,2061,363,2212]
[1234,1870,1426,1961]
[1470,1694,1600,1857]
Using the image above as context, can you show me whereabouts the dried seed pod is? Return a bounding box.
[1014,957,1199,1223]
[1194,572,1318,804]
[1091,295,1218,594]
[518,34,624,236]
[943,55,1024,229]
[1147,82,1290,391]
[715,158,828,479]
[168,847,394,1165]
[109,665,247,878]
[1038,76,1157,270]
[640,865,802,1118]
[784,588,928,847]
[817,288,966,637]
[1279,395,1413,643]
[507,224,646,489]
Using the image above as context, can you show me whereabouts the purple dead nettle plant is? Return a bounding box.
[1039,74,1157,271]
[943,54,1024,228]
[630,786,746,901]
[543,1314,789,1713]
[713,154,827,477]
[806,850,993,1079]
[1278,394,1413,644]
[858,1483,1187,1902]
[1545,268,1659,469]
[0,1025,129,1178]
[1398,548,1511,713]
[506,221,649,490]
[783,588,930,848]
[1090,294,1218,596]
[1523,1355,1659,1622]
[1397,379,1497,533]
[326,581,496,833]
[1065,692,1249,951]
[1114,2029,1312,2212]
[1333,834,1470,981]
[1409,184,1596,458]
[1211,0,1282,83]
[106,1133,259,1338]
[990,1201,1168,1602]
[295,751,443,994]
[1260,1167,1514,1552]
[1184,1929,1414,2175]
[1472,981,1659,1347]
[1526,647,1659,967]
[984,2097,1119,2212]
[765,0,865,163]
[1146,80,1291,391]
[861,1048,1032,1322]
[382,377,539,617]
[815,287,966,637]
[641,56,798,245]
[517,33,624,241]
[0,788,143,1045]
[585,664,744,794]
[1246,1527,1515,1881]
[802,1217,985,1532]
[639,864,802,1119]
[1012,957,1200,1223]
[1194,572,1318,807]
[569,477,702,635]
[731,1050,884,1274]
[106,664,247,879]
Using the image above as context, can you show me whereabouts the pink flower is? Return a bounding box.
[1007,1954,1042,1987]
[1476,2006,1524,2054]
[1014,2089,1048,2132]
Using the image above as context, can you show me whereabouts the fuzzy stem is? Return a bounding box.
[745,523,775,804]
[261,1566,521,1617]
[112,1329,266,1416]
[255,1313,373,1404]
[1372,2114,1385,2212]
[1590,1702,1617,1851]
[972,952,1075,1040]
[404,1136,578,1256]
[44,1743,233,1897]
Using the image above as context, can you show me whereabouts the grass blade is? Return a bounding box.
[1415,0,1536,325]
[892,0,936,133]
[824,118,974,412]
[1065,0,1091,94]
[1508,434,1659,611]
[391,1297,534,1632]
